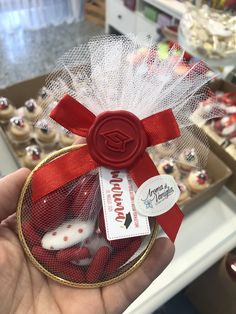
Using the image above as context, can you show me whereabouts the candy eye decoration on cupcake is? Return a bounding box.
[187,169,210,193]
[23,98,42,122]
[185,149,195,161]
[163,163,174,174]
[23,145,44,169]
[26,145,41,160]
[8,116,31,143]
[0,97,9,110]
[0,97,16,122]
[39,87,48,99]
[178,148,198,171]
[35,119,57,144]
[157,159,180,180]
[196,170,208,185]
[11,116,25,128]
[25,99,37,112]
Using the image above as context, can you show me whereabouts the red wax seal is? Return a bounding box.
[87,110,147,169]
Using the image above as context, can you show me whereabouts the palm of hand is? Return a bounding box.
[0,169,174,314]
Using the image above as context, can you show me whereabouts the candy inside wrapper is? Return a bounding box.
[17,35,222,287]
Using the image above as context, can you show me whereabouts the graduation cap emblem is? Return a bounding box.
[124,212,132,229]
[101,130,133,153]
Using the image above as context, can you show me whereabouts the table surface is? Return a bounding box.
[0,20,103,89]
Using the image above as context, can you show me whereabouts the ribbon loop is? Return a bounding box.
[32,145,97,202]
[33,95,183,242]
[142,109,180,146]
[50,95,96,137]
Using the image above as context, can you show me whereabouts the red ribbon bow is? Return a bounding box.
[32,95,184,242]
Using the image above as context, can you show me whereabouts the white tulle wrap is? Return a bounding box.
[36,35,222,169]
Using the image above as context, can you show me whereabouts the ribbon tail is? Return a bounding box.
[50,94,96,137]
[32,145,98,202]
[128,152,183,242]
[155,205,183,242]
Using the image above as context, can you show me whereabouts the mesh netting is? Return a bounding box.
[19,35,224,286]
[36,35,220,129]
[19,164,156,286]
[34,35,222,170]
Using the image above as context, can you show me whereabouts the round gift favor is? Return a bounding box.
[17,145,158,288]
[16,34,223,289]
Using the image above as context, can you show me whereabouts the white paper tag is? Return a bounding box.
[99,167,150,241]
[134,175,180,217]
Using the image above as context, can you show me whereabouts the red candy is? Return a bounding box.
[31,189,69,232]
[71,174,99,219]
[56,247,90,263]
[22,222,41,247]
[106,237,142,274]
[86,246,110,282]
[32,246,85,282]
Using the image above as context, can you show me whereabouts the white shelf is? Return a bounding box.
[144,0,186,20]
[136,11,156,26]
[106,0,185,36]
[125,187,236,313]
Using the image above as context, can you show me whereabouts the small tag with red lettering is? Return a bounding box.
[99,167,150,241]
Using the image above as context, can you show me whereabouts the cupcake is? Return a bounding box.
[23,99,42,122]
[59,130,76,147]
[35,120,57,145]
[177,182,190,205]
[187,169,210,193]
[0,97,15,123]
[23,145,44,169]
[178,148,198,171]
[156,141,176,157]
[157,159,180,180]
[8,116,31,142]
[36,86,48,107]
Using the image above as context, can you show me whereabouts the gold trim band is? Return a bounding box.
[17,145,158,288]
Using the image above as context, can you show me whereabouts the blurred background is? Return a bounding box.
[0,1,236,314]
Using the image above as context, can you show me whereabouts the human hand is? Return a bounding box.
[0,168,174,314]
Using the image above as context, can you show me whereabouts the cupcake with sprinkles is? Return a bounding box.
[178,148,198,171]
[187,169,210,193]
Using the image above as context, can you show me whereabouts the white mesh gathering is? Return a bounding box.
[35,35,222,169]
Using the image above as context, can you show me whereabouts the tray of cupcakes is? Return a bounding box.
[149,140,232,213]
[192,79,236,194]
[0,89,83,170]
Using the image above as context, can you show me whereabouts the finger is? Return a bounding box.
[1,213,17,233]
[0,168,30,222]
[104,237,174,313]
